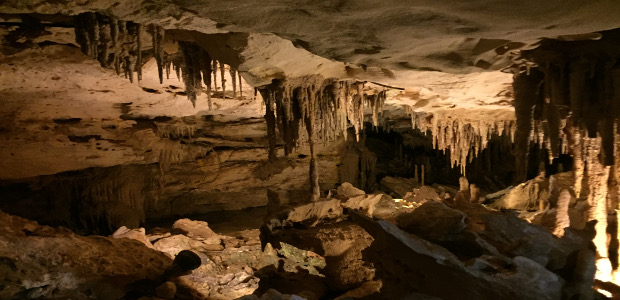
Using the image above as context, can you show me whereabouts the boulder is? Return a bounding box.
[379,176,420,198]
[402,186,442,204]
[111,226,153,248]
[285,199,344,226]
[396,201,466,242]
[344,193,400,220]
[336,182,365,198]
[171,218,221,245]
[0,210,172,300]
[153,234,223,258]
[491,175,549,211]
[155,281,177,299]
[351,211,565,300]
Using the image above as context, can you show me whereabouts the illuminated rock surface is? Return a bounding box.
[1,0,620,299]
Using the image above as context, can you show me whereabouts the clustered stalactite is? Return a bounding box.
[260,76,386,201]
[149,24,165,84]
[74,12,243,108]
[513,30,620,279]
[406,109,516,174]
[74,12,141,83]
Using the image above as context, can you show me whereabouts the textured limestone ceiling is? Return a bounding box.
[2,0,619,81]
[175,0,620,73]
[0,1,618,176]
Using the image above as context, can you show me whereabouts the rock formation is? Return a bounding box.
[1,0,620,298]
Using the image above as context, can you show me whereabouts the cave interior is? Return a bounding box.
[1,1,620,299]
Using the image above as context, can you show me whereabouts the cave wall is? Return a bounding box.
[0,21,346,234]
[0,113,345,234]
[513,29,620,278]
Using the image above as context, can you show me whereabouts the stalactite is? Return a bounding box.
[111,20,121,75]
[515,34,620,280]
[260,85,280,161]
[220,62,227,99]
[212,60,219,92]
[239,72,243,99]
[156,123,197,139]
[95,14,112,68]
[199,50,213,110]
[258,76,387,199]
[75,12,141,84]
[305,108,320,201]
[164,53,172,79]
[407,108,516,174]
[230,68,238,99]
[75,13,222,106]
[149,24,165,84]
[178,41,202,107]
[172,53,182,81]
[136,24,142,81]
[615,120,620,276]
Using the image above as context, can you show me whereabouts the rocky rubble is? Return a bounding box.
[0,177,611,300]
[0,209,174,299]
[260,180,604,299]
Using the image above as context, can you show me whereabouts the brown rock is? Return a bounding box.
[396,201,466,242]
[171,218,221,244]
[351,211,565,300]
[285,199,343,226]
[0,210,172,300]
[153,234,223,258]
[402,186,442,203]
[111,226,154,248]
[155,281,177,299]
[379,176,420,198]
[336,182,365,198]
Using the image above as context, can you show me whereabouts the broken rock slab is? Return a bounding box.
[154,234,224,258]
[172,218,221,245]
[402,186,442,204]
[396,201,466,243]
[336,182,365,198]
[490,175,549,211]
[379,176,420,198]
[351,211,565,300]
[0,210,173,300]
[283,199,344,226]
[111,225,154,248]
[343,193,383,216]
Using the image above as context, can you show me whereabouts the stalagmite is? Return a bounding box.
[585,137,611,260]
[571,126,585,198]
[554,189,571,237]
[230,68,237,99]
[515,35,620,282]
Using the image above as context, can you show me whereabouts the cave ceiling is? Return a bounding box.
[2,0,619,85]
